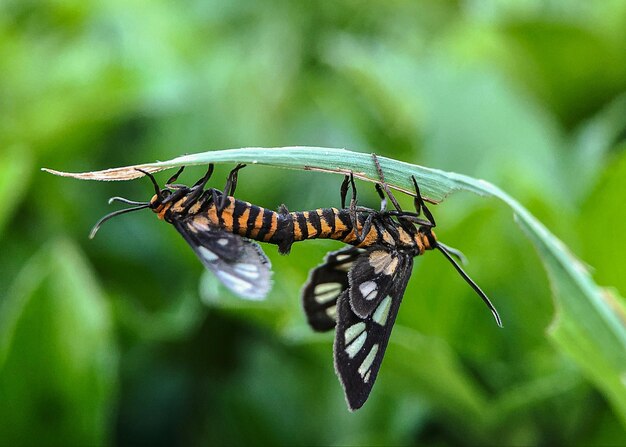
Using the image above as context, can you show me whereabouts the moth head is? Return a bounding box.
[88,168,161,239]
[148,188,172,210]
[417,225,437,251]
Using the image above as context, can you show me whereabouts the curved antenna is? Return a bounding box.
[436,244,502,327]
[108,197,148,206]
[135,168,160,195]
[89,204,149,239]
[436,242,468,265]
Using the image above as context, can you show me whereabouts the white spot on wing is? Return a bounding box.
[233,263,259,279]
[314,283,343,303]
[314,282,342,294]
[368,250,397,275]
[345,332,367,359]
[198,246,218,261]
[383,257,398,275]
[216,270,253,293]
[234,263,258,272]
[193,220,211,231]
[372,296,392,326]
[335,254,352,262]
[217,238,229,246]
[358,344,379,378]
[334,262,353,272]
[344,322,366,344]
[325,304,337,320]
[359,281,378,301]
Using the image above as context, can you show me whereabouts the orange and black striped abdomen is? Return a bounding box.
[286,208,383,249]
[199,196,280,243]
[289,208,350,243]
[180,194,387,253]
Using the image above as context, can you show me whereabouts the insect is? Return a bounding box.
[90,155,501,410]
[300,155,501,410]
[90,164,274,299]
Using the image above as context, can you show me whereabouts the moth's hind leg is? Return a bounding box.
[216,163,246,212]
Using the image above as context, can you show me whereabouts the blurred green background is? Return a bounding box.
[1,1,626,445]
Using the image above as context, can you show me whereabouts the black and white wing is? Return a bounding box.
[174,218,272,300]
[334,249,413,411]
[301,246,365,332]
[348,248,402,318]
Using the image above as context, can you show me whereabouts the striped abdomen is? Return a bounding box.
[208,197,383,251]
[160,193,386,248]
[156,193,407,253]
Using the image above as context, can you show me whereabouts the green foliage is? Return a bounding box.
[0,239,117,446]
[2,0,626,445]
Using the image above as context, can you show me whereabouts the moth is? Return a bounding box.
[90,155,501,410]
[90,164,273,300]
[300,155,501,410]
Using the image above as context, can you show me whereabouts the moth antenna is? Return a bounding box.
[89,204,150,239]
[436,242,468,265]
[436,244,502,327]
[108,197,149,206]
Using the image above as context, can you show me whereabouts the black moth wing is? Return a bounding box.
[173,217,272,300]
[301,246,366,332]
[334,251,413,411]
[348,248,403,318]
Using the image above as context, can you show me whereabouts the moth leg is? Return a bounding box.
[353,206,379,214]
[340,174,350,209]
[347,172,362,239]
[411,175,436,228]
[165,166,186,189]
[375,183,386,212]
[226,163,246,196]
[210,188,223,214]
[217,163,246,212]
[192,164,215,188]
[135,168,161,195]
[345,177,375,242]
[393,214,435,228]
[354,213,375,243]
[177,165,216,212]
[372,154,403,213]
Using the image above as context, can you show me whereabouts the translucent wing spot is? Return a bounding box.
[335,262,354,272]
[233,263,260,279]
[345,331,367,359]
[216,270,254,294]
[345,322,366,344]
[192,217,211,232]
[326,304,337,320]
[358,344,379,379]
[368,250,397,275]
[217,238,229,246]
[313,283,343,303]
[198,246,219,261]
[383,257,399,276]
[359,281,378,301]
[335,254,353,262]
[372,296,392,326]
